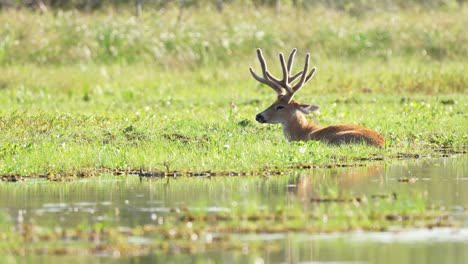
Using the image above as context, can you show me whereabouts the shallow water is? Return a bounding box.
[0,155,467,263]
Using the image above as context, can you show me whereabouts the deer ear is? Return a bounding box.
[298,104,319,114]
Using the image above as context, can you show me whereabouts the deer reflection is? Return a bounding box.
[287,165,384,203]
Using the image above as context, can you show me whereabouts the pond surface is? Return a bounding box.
[0,155,467,263]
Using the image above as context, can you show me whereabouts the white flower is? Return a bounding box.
[299,146,306,153]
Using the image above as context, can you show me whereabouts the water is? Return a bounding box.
[0,156,466,263]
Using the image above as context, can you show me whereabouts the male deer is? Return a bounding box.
[250,48,384,147]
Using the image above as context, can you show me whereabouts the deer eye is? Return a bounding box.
[275,105,285,111]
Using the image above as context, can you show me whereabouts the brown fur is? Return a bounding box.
[259,98,385,147]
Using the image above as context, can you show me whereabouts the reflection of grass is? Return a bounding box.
[0,173,456,256]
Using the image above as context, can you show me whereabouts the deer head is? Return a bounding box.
[250,48,319,126]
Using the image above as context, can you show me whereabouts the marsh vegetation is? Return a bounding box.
[0,156,467,263]
[0,1,466,262]
[0,4,466,176]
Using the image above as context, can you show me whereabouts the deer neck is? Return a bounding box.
[281,112,319,141]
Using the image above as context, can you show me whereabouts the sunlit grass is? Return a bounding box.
[0,61,466,176]
[0,6,466,65]
[0,70,466,176]
[0,6,467,177]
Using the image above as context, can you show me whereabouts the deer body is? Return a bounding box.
[250,48,385,147]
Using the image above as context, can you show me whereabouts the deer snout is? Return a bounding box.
[256,114,267,123]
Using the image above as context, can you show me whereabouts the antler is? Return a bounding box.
[250,48,316,100]
[249,49,286,95]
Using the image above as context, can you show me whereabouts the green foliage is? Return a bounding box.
[0,6,466,65]
[2,0,461,12]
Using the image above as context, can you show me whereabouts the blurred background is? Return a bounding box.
[0,0,466,68]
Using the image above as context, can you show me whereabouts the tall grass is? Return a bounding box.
[0,6,466,66]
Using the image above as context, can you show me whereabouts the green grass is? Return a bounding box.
[0,6,466,66]
[0,64,465,176]
[0,6,467,177]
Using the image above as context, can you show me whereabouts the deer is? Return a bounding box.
[250,48,385,147]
